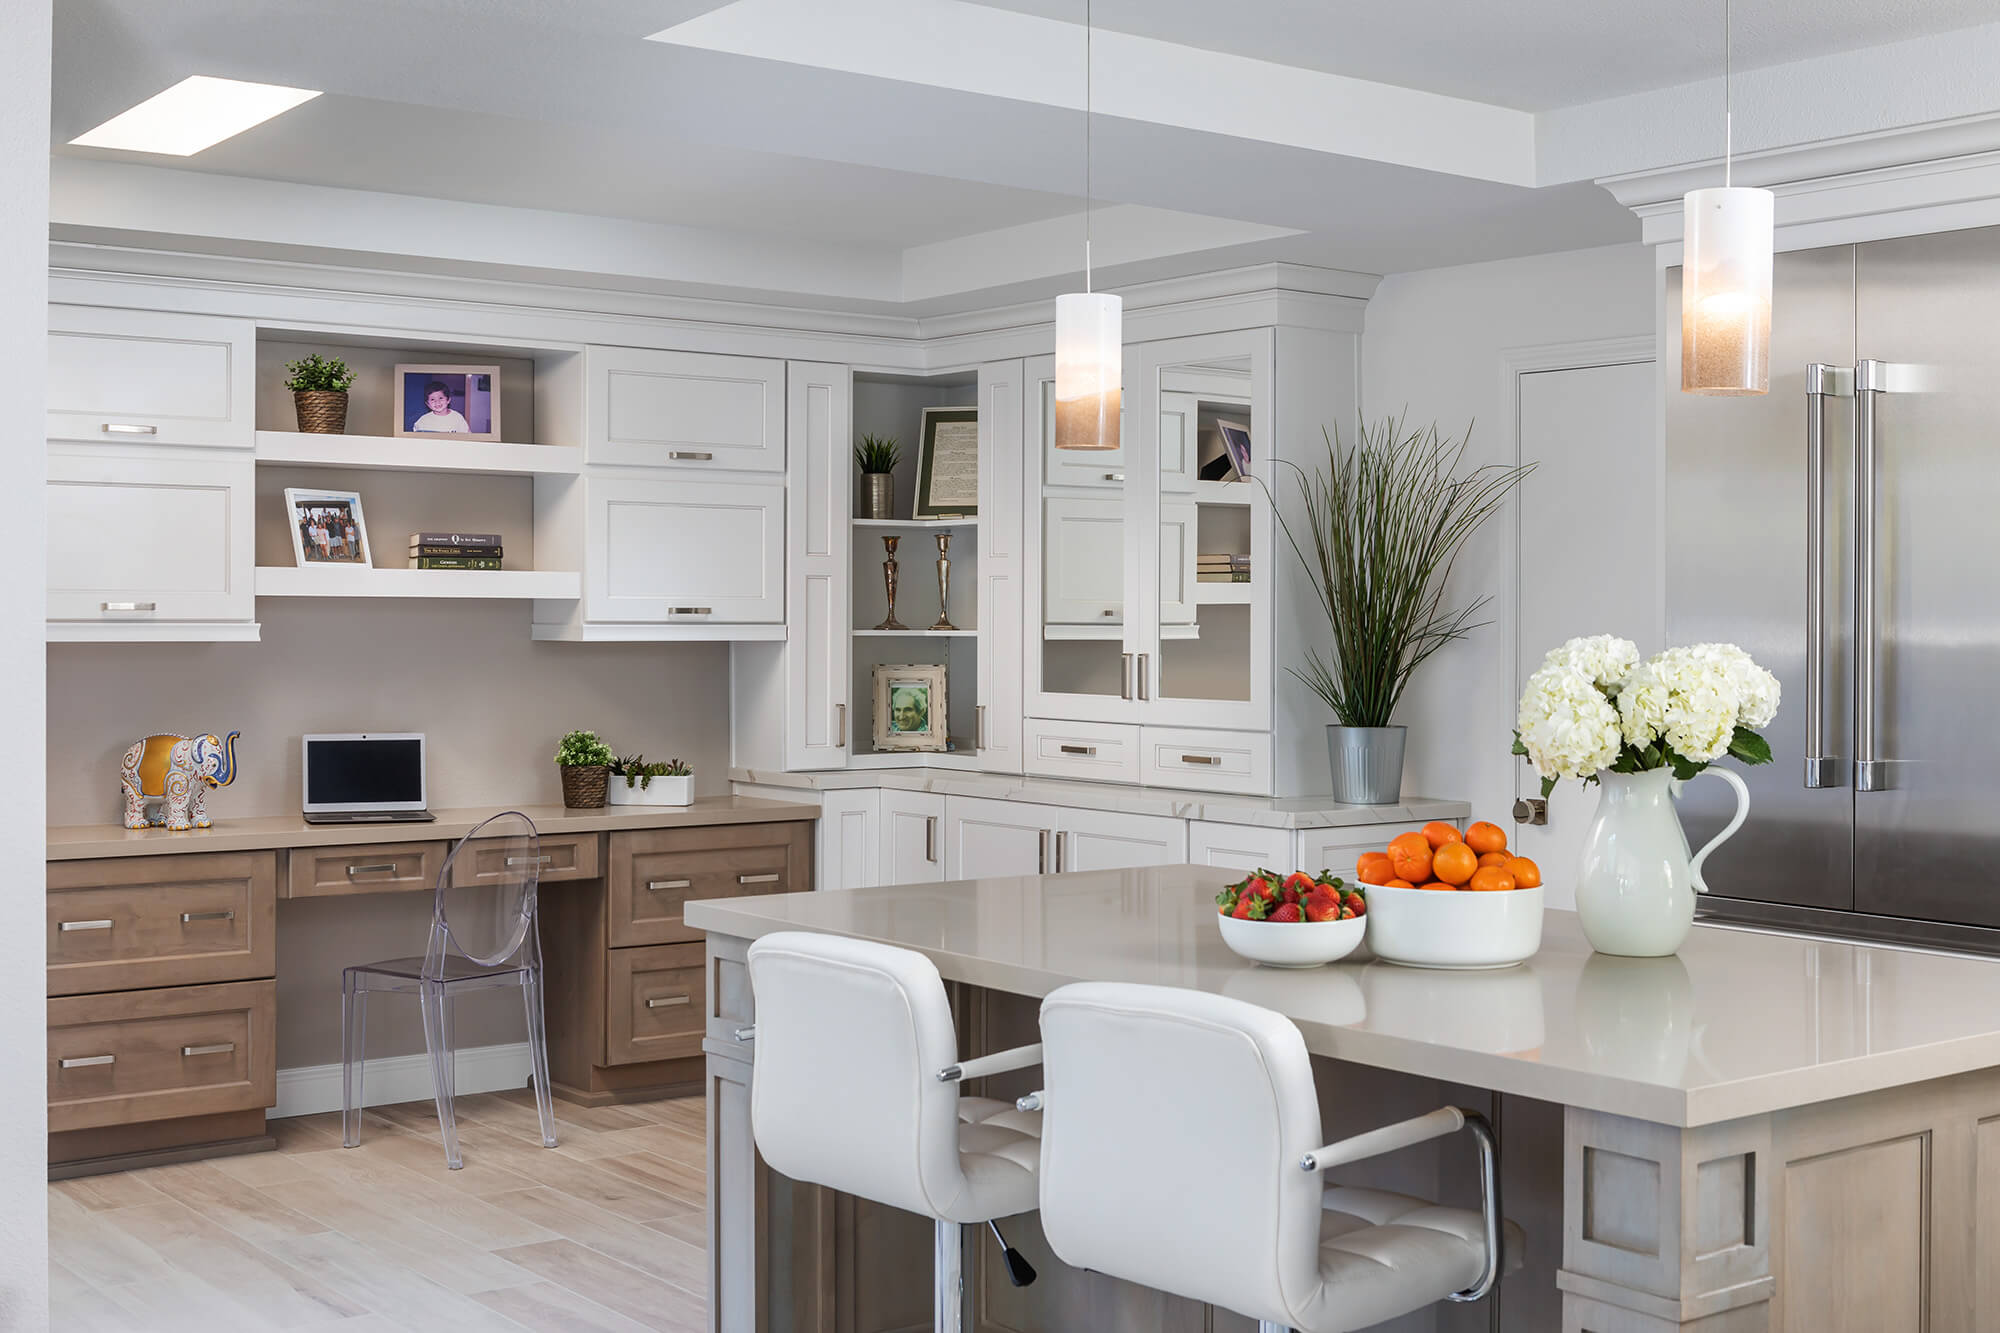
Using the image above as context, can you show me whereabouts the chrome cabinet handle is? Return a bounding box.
[1120,652,1134,700]
[101,423,157,435]
[59,920,113,932]
[1136,653,1150,701]
[101,602,156,613]
[925,815,937,864]
[976,705,987,750]
[181,910,234,923]
[1101,608,1118,617]
[181,1043,234,1057]
[1181,754,1219,765]
[1055,831,1066,873]
[1059,744,1096,756]
[1037,829,1049,874]
[1855,359,1887,793]
[647,878,692,892]
[646,994,691,1009]
[836,702,847,747]
[734,1025,756,1041]
[737,873,780,885]
[60,1055,114,1069]
[1804,363,1849,790]
[346,863,396,876]
[668,450,714,461]
[1102,472,1125,482]
[667,607,712,616]
[505,855,552,866]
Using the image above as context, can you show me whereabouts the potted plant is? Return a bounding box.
[854,433,901,520]
[608,755,694,807]
[284,353,358,435]
[1272,417,1530,804]
[554,729,615,809]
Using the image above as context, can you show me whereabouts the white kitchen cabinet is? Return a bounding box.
[943,795,1057,879]
[47,306,255,450]
[1138,726,1272,795]
[584,476,784,624]
[1188,820,1293,873]
[1022,718,1141,785]
[975,359,1026,774]
[817,789,880,891]
[46,449,255,638]
[784,362,851,768]
[880,789,947,885]
[587,346,786,472]
[1041,495,1126,626]
[1295,822,1434,881]
[1055,807,1187,873]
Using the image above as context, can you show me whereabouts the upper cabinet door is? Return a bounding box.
[587,346,786,472]
[1040,346,1132,489]
[585,477,784,623]
[1042,495,1126,625]
[47,307,255,449]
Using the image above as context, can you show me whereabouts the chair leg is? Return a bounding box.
[1258,1323,1292,1333]
[933,1218,963,1333]
[419,980,463,1170]
[341,975,366,1148]
[523,970,558,1148]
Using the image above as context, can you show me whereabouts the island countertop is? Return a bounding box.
[687,862,2000,1128]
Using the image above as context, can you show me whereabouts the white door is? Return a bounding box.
[47,307,255,449]
[1056,807,1188,873]
[975,359,1026,774]
[585,477,784,624]
[817,790,879,891]
[1514,357,1657,909]
[881,789,948,885]
[587,346,786,472]
[46,451,254,627]
[943,795,1054,879]
[1187,820,1292,873]
[784,362,851,768]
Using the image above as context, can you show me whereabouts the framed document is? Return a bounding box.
[913,406,979,518]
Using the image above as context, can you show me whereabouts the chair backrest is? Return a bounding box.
[424,811,541,979]
[745,931,974,1221]
[1037,982,1326,1327]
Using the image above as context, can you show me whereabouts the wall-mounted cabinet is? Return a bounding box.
[581,477,785,625]
[48,306,255,450]
[586,346,786,473]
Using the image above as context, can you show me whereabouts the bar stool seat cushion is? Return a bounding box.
[955,1097,1042,1221]
[1305,1188,1524,1333]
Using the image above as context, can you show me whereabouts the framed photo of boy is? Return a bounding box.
[392,363,501,441]
[871,663,948,752]
[285,488,372,568]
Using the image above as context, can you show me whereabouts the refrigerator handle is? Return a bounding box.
[1854,358,1889,793]
[1803,363,1849,789]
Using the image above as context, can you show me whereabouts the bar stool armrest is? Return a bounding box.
[937,1042,1044,1083]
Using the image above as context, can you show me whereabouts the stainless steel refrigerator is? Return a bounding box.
[1668,224,2000,948]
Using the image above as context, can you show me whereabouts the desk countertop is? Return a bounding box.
[687,862,2000,1128]
[47,796,819,861]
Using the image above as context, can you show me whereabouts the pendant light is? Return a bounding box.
[1054,0,1120,450]
[1681,0,1773,396]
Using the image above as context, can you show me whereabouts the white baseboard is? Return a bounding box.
[273,1042,533,1120]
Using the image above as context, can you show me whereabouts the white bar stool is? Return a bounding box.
[1026,982,1520,1333]
[743,931,1043,1332]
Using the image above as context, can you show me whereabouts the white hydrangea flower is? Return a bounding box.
[1697,642,1782,729]
[1517,661,1624,781]
[1616,661,1669,747]
[1645,645,1742,763]
[1541,635,1641,691]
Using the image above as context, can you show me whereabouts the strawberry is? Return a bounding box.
[1304,889,1341,923]
[1339,906,1356,920]
[1282,871,1317,897]
[1244,875,1275,902]
[1232,895,1255,919]
[1344,891,1367,916]
[1269,901,1302,923]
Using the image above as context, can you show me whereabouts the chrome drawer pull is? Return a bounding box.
[668,450,713,461]
[181,1043,234,1057]
[60,1055,114,1069]
[59,920,113,932]
[737,873,780,885]
[668,607,712,616]
[505,855,552,866]
[734,1025,756,1042]
[1059,744,1096,756]
[181,910,234,923]
[102,423,157,435]
[647,878,692,892]
[646,995,691,1009]
[1181,754,1219,766]
[101,602,156,613]
[1102,472,1124,481]
[1101,608,1117,617]
[346,863,397,876]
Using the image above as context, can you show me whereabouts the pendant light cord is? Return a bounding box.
[1084,0,1093,294]
[1723,0,1732,187]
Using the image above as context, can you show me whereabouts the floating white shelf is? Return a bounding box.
[530,622,786,643]
[255,430,583,476]
[255,566,582,600]
[852,627,977,638]
[1193,479,1256,505]
[1193,582,1254,605]
[1042,623,1201,641]
[851,517,979,529]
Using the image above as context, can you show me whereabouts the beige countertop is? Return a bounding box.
[730,766,1468,830]
[687,862,2000,1128]
[47,795,819,861]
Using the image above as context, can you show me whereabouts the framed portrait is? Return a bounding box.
[284,488,372,567]
[913,406,979,518]
[393,363,501,441]
[871,663,948,753]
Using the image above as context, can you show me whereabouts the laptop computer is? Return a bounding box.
[301,733,438,824]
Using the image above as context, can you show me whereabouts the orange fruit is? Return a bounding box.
[1467,866,1517,893]
[1464,821,1509,856]
[1420,821,1463,849]
[1414,880,1457,891]
[1505,856,1542,890]
[1387,832,1433,884]
[1356,852,1394,885]
[1477,850,1511,869]
[1432,841,1478,886]
[1384,878,1416,890]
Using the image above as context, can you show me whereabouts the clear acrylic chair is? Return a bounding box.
[340,810,558,1169]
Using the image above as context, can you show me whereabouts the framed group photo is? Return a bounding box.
[393,363,502,441]
[285,488,372,567]
[871,663,948,752]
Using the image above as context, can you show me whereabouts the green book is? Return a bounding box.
[408,556,503,571]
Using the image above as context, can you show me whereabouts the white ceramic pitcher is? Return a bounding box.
[1572,767,1750,957]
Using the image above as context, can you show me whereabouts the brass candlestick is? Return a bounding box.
[875,535,909,630]
[930,532,958,631]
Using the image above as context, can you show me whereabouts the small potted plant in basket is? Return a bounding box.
[608,755,694,807]
[854,433,901,520]
[285,353,358,435]
[554,729,615,809]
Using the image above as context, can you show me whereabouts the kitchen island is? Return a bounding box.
[689,863,2000,1332]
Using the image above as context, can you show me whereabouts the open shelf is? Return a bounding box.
[255,431,583,476]
[852,517,979,529]
[853,627,977,638]
[255,566,581,600]
[1043,622,1202,641]
[1193,582,1254,605]
[1194,479,1257,505]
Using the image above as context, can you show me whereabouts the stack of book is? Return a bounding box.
[1196,553,1252,583]
[408,531,503,570]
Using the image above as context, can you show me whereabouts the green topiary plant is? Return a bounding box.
[283,354,357,394]
[554,729,615,768]
[853,433,901,474]
[611,755,692,789]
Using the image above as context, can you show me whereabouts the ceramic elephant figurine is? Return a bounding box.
[120,731,240,831]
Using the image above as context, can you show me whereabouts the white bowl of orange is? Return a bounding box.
[1355,820,1545,970]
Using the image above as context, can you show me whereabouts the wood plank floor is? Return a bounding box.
[49,1091,709,1332]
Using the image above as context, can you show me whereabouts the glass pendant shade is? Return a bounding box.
[1054,291,1122,450]
[1681,185,1774,396]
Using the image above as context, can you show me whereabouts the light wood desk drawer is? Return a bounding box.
[450,831,600,887]
[48,979,276,1133]
[605,942,705,1066]
[47,852,276,996]
[286,841,444,899]
[606,822,813,948]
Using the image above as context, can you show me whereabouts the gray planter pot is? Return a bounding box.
[1327,725,1406,805]
[860,472,896,520]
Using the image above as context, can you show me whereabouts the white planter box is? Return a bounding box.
[607,774,693,806]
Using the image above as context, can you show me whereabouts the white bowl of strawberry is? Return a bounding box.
[1215,870,1367,968]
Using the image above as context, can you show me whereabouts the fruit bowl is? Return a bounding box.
[1364,883,1545,970]
[1217,912,1367,969]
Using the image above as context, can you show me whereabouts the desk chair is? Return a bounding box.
[340,810,558,1169]
[1027,982,1519,1333]
[744,932,1043,1333]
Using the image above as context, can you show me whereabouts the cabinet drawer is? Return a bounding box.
[285,841,445,899]
[450,831,599,887]
[1295,823,1436,879]
[605,943,705,1066]
[48,979,276,1133]
[606,821,813,948]
[1138,726,1272,796]
[585,476,785,624]
[47,306,255,449]
[588,346,786,473]
[47,852,277,996]
[1022,718,1140,784]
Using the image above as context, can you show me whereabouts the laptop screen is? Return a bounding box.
[303,735,426,811]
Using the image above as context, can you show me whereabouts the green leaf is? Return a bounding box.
[1510,730,1528,757]
[1728,726,1774,766]
[1539,773,1557,798]
[1669,750,1704,782]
